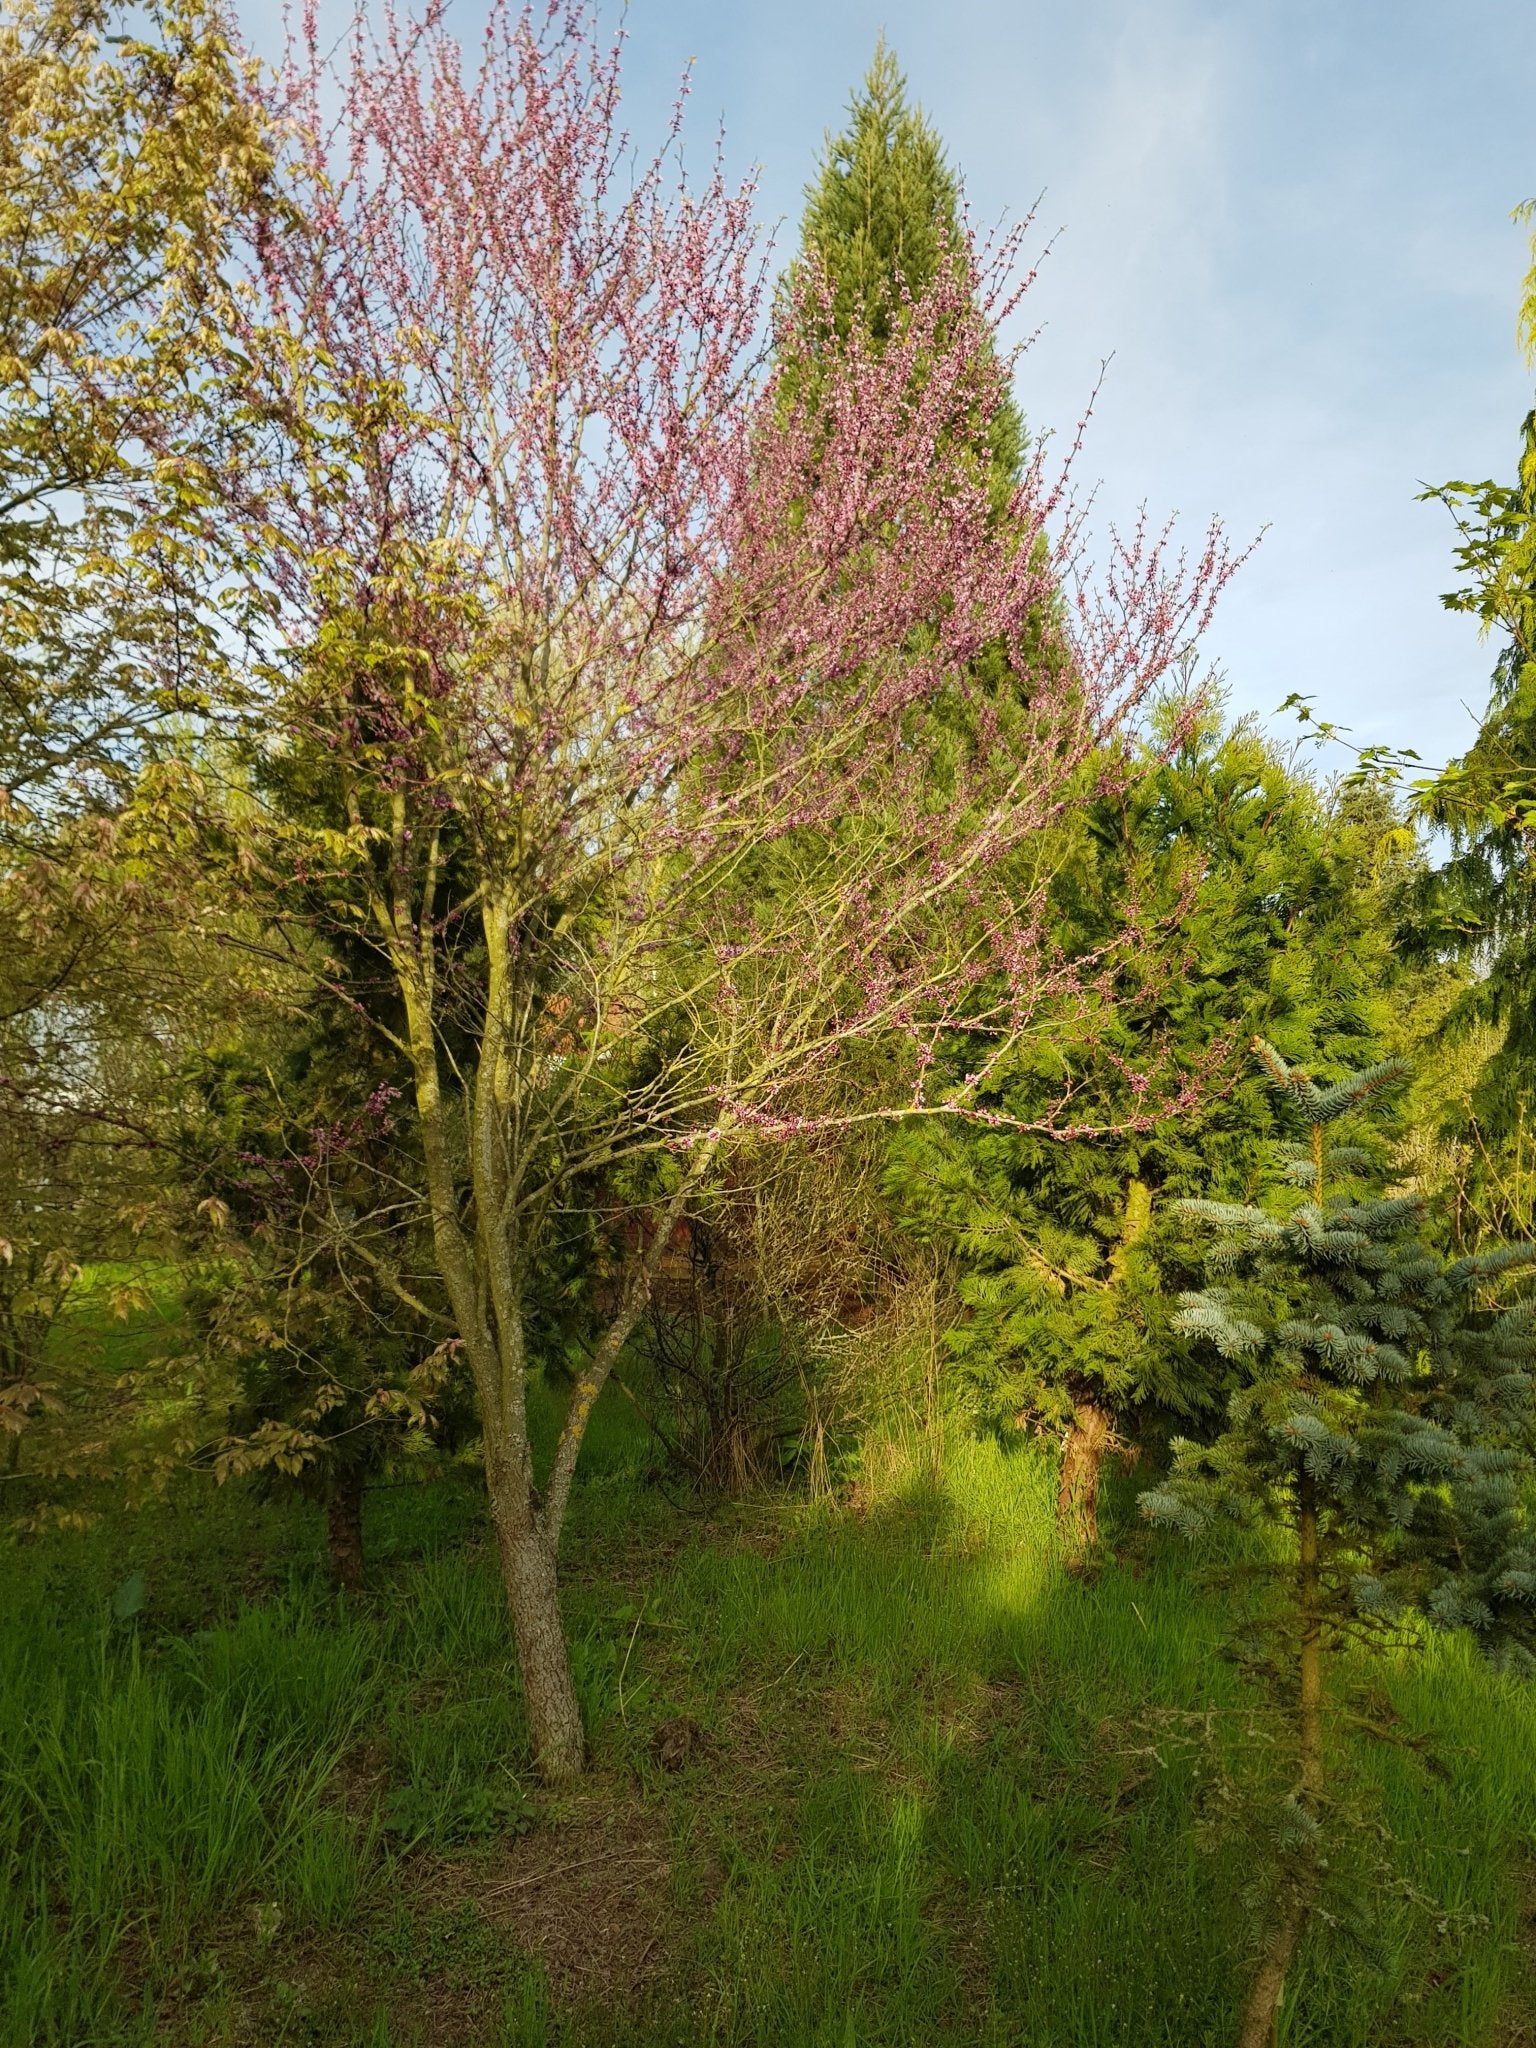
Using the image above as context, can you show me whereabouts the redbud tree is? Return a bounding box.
[186,0,1236,1781]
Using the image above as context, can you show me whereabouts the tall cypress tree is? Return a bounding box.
[1142,1039,1536,2048]
[791,38,1024,499]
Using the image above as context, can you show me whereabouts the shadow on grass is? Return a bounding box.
[5,1418,1536,2048]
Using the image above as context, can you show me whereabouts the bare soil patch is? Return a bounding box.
[435,1794,676,2005]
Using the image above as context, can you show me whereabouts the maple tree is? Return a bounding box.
[0,0,268,1477]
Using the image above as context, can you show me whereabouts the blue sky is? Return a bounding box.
[249,0,1536,769]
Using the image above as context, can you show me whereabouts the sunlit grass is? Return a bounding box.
[3,1400,1532,2045]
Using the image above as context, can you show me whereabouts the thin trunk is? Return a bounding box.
[490,1467,585,1784]
[1296,1477,1324,1803]
[541,1139,719,1545]
[1055,1180,1149,1555]
[396,942,580,1780]
[1057,1397,1111,1550]
[1236,1894,1307,2048]
[326,1469,366,1593]
[1238,1474,1325,2048]
[924,1287,943,1489]
[389,867,722,1785]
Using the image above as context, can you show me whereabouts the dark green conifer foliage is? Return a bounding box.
[1142,1039,1536,2046]
[887,712,1413,1540]
[793,38,1023,500]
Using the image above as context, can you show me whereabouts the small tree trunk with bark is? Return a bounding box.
[326,1468,366,1593]
[924,1284,944,1489]
[1057,1397,1112,1551]
[1238,1472,1325,2048]
[491,1489,586,1784]
[1056,1179,1151,1554]
[1237,1891,1307,2048]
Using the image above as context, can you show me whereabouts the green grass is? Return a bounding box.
[4,1355,1534,2046]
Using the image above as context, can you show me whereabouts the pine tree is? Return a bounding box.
[1142,1038,1536,2048]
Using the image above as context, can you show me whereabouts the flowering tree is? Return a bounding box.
[186,0,1236,1781]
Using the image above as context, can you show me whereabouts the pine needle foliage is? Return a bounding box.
[1144,1038,1536,1662]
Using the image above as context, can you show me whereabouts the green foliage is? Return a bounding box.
[0,0,268,824]
[789,38,1023,503]
[1411,239,1536,1186]
[889,709,1418,1447]
[180,1022,471,1543]
[1144,1040,1536,1664]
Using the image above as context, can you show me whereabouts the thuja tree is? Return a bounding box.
[1142,1040,1536,2048]
[178,1,1231,1781]
[888,710,1414,1546]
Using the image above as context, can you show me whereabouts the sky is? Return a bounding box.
[247,0,1536,771]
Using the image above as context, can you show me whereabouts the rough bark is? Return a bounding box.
[492,1482,586,1782]
[326,1469,366,1593]
[1057,1397,1112,1549]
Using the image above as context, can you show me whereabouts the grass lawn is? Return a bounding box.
[4,1354,1535,2048]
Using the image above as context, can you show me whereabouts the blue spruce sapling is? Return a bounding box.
[1142,1038,1536,2048]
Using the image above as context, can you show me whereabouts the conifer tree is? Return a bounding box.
[1411,215,1536,1211]
[1142,1039,1536,2048]
[793,38,1023,498]
[888,712,1417,1544]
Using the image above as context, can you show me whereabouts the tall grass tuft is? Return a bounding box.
[0,1589,381,2042]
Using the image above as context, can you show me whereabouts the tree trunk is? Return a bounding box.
[326,1469,366,1593]
[1239,1474,1325,2048]
[1236,1892,1307,2048]
[1296,1479,1324,1806]
[924,1306,944,1489]
[1057,1398,1112,1550]
[492,1494,586,1784]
